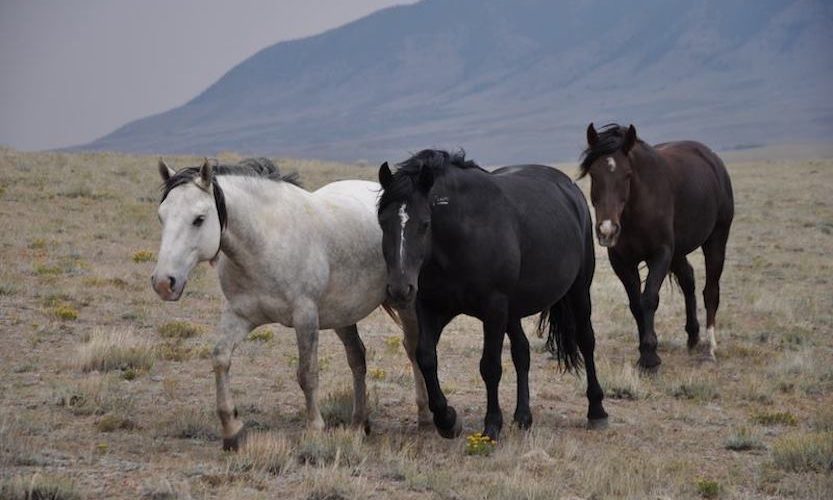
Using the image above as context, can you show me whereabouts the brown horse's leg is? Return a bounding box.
[506,318,531,429]
[702,229,729,360]
[670,256,700,350]
[639,247,672,370]
[609,252,646,363]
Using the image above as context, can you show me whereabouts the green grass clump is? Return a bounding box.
[96,414,137,433]
[771,432,833,472]
[34,263,62,276]
[247,327,274,342]
[0,474,82,500]
[132,250,154,263]
[725,427,766,451]
[158,320,203,339]
[752,411,798,426]
[51,304,79,321]
[695,478,720,498]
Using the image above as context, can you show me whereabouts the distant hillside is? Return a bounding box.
[79,0,833,164]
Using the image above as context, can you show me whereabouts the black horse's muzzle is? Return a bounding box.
[386,283,415,306]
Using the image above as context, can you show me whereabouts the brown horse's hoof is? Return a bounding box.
[587,417,609,430]
[222,425,248,452]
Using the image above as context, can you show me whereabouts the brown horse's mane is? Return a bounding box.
[578,123,647,179]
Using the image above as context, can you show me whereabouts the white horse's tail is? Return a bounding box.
[381,303,403,329]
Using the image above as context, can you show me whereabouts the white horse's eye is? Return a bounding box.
[193,215,205,227]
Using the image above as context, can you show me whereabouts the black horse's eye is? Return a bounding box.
[193,215,205,227]
[420,221,430,231]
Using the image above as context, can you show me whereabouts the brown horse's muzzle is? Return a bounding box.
[596,219,620,247]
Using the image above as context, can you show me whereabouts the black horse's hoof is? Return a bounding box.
[435,407,462,439]
[513,412,533,430]
[637,352,662,372]
[587,417,609,430]
[222,425,248,452]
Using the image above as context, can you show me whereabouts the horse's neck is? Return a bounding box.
[217,178,309,264]
[625,145,671,217]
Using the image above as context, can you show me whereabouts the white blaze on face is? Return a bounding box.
[599,219,615,237]
[606,157,616,172]
[398,203,409,268]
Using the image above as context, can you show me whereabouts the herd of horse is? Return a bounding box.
[150,123,734,449]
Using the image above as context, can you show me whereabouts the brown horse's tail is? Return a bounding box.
[381,303,403,329]
[537,297,582,373]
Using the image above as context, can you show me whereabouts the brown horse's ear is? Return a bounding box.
[622,124,637,154]
[587,123,599,146]
[418,166,434,193]
[199,157,213,185]
[378,162,393,189]
[158,158,175,181]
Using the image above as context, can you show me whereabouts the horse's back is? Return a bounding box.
[654,141,734,252]
[489,165,592,314]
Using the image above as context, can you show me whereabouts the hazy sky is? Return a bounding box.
[0,0,416,151]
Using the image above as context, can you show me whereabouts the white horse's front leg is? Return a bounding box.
[398,305,432,427]
[212,308,254,451]
[334,324,369,432]
[293,301,325,431]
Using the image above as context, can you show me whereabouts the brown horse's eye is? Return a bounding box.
[193,215,205,227]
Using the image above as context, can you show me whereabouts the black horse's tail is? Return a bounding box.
[537,295,583,373]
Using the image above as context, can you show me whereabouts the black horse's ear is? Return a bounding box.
[622,124,637,154]
[587,122,599,146]
[418,166,434,192]
[378,162,393,189]
[158,158,175,181]
[199,157,213,185]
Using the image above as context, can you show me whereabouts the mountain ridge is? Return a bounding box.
[78,0,833,164]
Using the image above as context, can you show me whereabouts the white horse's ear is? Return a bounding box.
[159,158,175,181]
[378,162,393,189]
[200,157,213,185]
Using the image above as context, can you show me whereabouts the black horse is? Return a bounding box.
[377,150,607,440]
[581,123,734,369]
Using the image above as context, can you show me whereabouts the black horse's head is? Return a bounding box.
[580,123,639,247]
[377,157,436,306]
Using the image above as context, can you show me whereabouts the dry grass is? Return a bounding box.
[228,431,295,475]
[1,149,831,498]
[0,474,82,500]
[74,328,155,372]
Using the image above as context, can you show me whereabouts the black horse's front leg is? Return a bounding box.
[414,300,458,438]
[480,296,509,440]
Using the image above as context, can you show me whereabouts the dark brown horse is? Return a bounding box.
[580,123,734,369]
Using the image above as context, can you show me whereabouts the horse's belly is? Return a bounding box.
[316,271,387,329]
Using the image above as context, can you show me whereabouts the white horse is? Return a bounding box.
[150,158,430,450]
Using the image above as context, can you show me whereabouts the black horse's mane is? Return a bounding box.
[378,149,485,212]
[160,158,301,231]
[160,157,301,202]
[578,123,643,179]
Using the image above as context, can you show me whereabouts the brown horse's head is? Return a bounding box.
[581,123,638,247]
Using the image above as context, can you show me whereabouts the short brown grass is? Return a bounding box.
[1,149,831,499]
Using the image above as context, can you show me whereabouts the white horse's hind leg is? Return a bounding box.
[212,309,254,451]
[293,303,325,431]
[398,306,432,427]
[334,324,369,432]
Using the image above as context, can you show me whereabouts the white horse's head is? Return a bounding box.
[151,159,224,301]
